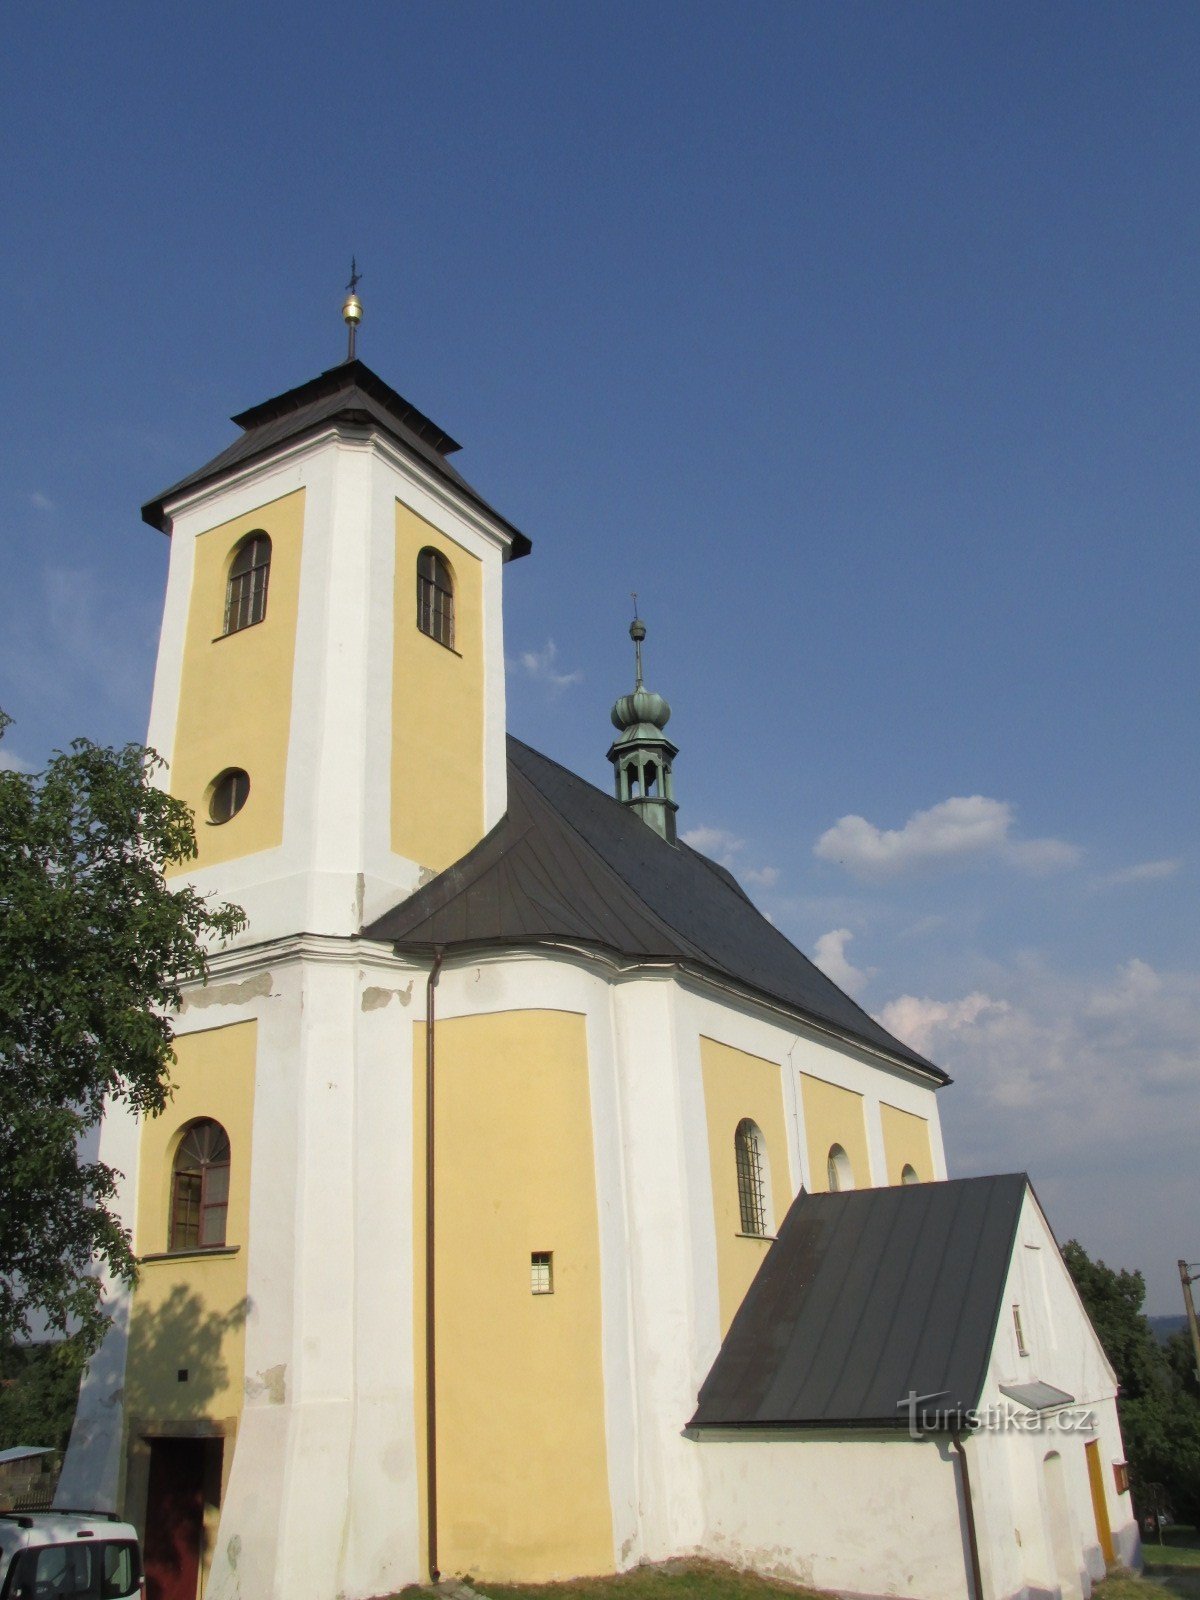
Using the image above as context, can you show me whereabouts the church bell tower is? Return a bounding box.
[141,288,531,942]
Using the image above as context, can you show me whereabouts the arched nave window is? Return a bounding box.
[827,1143,854,1193]
[734,1119,770,1236]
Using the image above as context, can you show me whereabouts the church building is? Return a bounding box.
[59,294,1138,1600]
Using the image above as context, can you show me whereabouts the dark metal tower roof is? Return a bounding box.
[141,358,532,555]
[366,737,947,1082]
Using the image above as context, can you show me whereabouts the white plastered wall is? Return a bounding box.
[692,1431,973,1600]
[144,424,513,947]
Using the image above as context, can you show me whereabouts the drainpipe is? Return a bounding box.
[425,947,444,1584]
[952,1431,984,1600]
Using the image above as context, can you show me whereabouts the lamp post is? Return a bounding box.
[1178,1259,1200,1382]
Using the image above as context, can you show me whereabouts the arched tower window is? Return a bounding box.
[417,547,455,648]
[170,1119,231,1251]
[224,532,271,634]
[734,1119,769,1236]
[901,1163,920,1186]
[826,1143,854,1192]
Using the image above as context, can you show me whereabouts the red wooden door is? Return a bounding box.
[143,1439,206,1600]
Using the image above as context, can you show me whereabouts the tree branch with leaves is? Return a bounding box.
[0,712,245,1354]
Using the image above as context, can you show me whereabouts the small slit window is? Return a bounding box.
[827,1143,854,1192]
[417,547,455,649]
[531,1251,554,1294]
[1013,1303,1029,1356]
[208,768,250,824]
[224,532,271,634]
[901,1163,920,1185]
[734,1119,769,1236]
[170,1119,231,1251]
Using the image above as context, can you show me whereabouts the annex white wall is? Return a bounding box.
[692,1432,972,1600]
[970,1188,1136,1600]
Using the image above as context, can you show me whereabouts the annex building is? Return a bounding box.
[59,310,1139,1600]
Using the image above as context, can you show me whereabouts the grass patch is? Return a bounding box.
[1144,1528,1200,1572]
[401,1560,826,1600]
[394,1552,1200,1600]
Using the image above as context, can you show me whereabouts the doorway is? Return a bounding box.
[1042,1450,1083,1600]
[143,1437,223,1600]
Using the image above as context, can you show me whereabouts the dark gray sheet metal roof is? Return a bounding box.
[141,359,532,557]
[689,1173,1029,1431]
[365,738,946,1081]
[999,1381,1075,1411]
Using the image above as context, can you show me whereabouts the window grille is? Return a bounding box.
[417,547,455,648]
[171,1120,231,1251]
[531,1251,554,1294]
[224,533,271,634]
[734,1120,767,1236]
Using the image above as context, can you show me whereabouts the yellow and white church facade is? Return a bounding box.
[59,327,1138,1600]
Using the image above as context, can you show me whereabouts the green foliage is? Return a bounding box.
[0,712,245,1353]
[1063,1239,1200,1526]
[0,1337,90,1454]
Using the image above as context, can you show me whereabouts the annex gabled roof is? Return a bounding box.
[689,1173,1029,1432]
[141,358,532,556]
[365,737,946,1082]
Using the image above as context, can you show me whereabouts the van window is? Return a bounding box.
[5,1540,141,1600]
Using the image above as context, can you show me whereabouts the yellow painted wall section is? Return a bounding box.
[392,502,485,871]
[801,1074,872,1192]
[167,490,305,873]
[699,1037,793,1336]
[127,1022,256,1429]
[879,1102,934,1184]
[412,1010,613,1580]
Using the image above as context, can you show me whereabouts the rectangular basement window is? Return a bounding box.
[531,1251,554,1295]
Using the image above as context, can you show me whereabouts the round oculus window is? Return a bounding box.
[208,768,250,824]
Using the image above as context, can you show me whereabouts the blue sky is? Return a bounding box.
[1,3,1196,1311]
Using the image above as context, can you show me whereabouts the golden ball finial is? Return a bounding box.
[342,258,363,359]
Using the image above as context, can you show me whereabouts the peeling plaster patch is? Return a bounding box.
[361,981,414,1011]
[244,1363,287,1404]
[183,972,273,1012]
[417,865,437,886]
[227,1535,241,1570]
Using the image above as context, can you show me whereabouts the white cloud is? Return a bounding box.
[814,794,1080,880]
[0,750,36,774]
[812,928,871,996]
[876,955,1200,1307]
[28,491,54,512]
[1091,857,1183,890]
[681,824,778,894]
[514,639,582,693]
[681,824,741,860]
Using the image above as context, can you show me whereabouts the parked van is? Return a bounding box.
[0,1511,142,1599]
